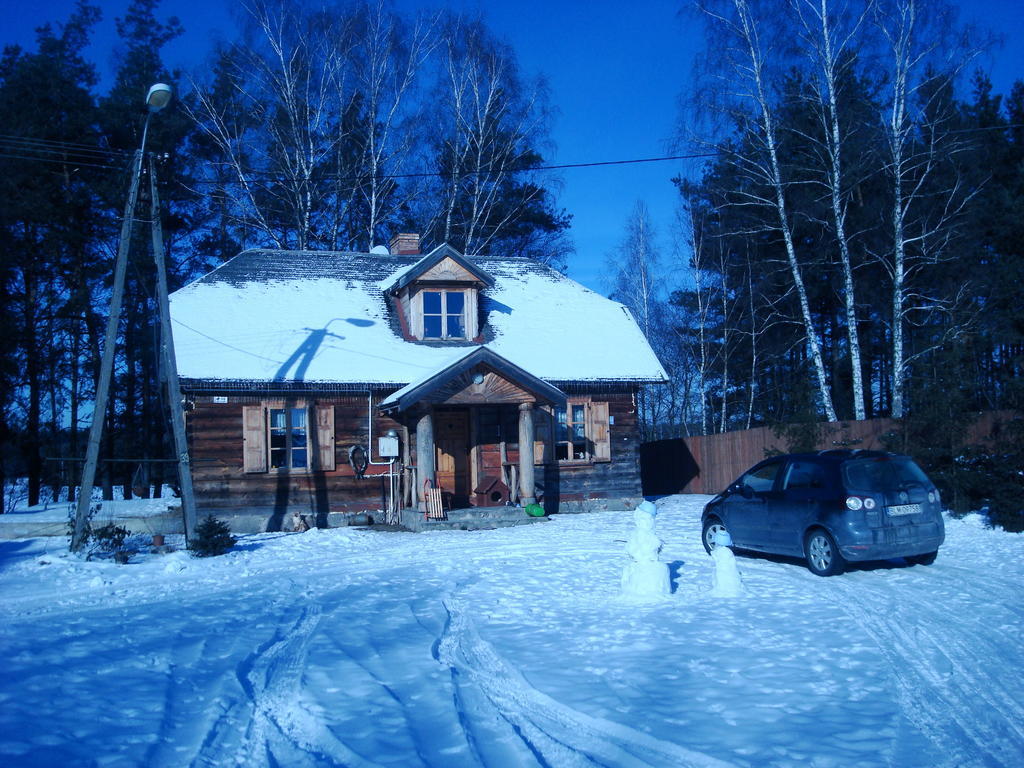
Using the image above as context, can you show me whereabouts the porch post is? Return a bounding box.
[518,402,536,505]
[415,408,435,511]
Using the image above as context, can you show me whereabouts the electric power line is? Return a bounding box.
[0,150,123,172]
[1,120,1021,183]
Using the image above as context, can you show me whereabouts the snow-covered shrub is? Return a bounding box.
[93,523,130,553]
[189,515,236,558]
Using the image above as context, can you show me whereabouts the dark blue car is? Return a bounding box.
[701,450,945,576]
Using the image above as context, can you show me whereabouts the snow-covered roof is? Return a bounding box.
[170,248,668,387]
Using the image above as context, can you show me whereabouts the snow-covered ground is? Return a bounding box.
[1,496,1021,767]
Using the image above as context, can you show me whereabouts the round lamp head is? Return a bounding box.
[146,83,173,112]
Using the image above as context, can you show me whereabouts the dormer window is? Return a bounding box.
[381,243,495,344]
[423,290,466,339]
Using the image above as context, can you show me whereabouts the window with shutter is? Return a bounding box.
[553,398,611,463]
[243,402,334,473]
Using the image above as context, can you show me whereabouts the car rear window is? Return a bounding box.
[843,457,931,491]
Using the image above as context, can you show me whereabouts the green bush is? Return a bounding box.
[883,413,1024,533]
[189,515,237,558]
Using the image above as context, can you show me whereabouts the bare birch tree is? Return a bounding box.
[350,1,437,249]
[791,0,870,419]
[185,0,356,250]
[606,201,663,436]
[873,0,982,416]
[694,0,838,421]
[424,15,557,258]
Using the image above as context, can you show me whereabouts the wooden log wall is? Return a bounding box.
[185,387,647,519]
[538,390,643,510]
[186,393,404,517]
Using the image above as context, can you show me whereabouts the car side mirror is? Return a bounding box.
[740,484,754,500]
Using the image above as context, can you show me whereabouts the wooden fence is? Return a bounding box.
[641,412,1017,496]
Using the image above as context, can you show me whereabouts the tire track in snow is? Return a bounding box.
[437,599,735,768]
[195,602,381,768]
[828,577,1024,768]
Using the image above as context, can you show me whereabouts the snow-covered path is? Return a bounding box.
[0,496,1021,767]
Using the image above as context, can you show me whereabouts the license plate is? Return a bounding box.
[887,503,921,517]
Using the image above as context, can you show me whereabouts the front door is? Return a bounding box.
[435,410,470,507]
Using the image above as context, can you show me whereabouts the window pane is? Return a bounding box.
[573,423,585,441]
[270,409,287,468]
[743,462,780,492]
[446,292,464,312]
[572,444,587,460]
[446,314,464,338]
[785,461,824,490]
[423,291,442,313]
[292,448,307,469]
[424,315,442,338]
[270,409,286,430]
[556,407,567,425]
[270,449,286,468]
[572,405,585,424]
[555,444,568,461]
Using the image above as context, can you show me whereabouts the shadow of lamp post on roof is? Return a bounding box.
[273,318,375,381]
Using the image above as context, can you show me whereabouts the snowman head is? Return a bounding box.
[633,508,655,530]
[637,500,657,517]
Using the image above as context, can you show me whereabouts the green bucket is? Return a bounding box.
[525,503,545,517]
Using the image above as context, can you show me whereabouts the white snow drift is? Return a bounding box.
[0,496,1021,767]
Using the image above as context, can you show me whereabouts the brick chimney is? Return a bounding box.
[389,233,420,255]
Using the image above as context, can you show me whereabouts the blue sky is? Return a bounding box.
[3,0,1022,294]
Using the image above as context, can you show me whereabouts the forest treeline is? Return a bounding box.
[607,0,1021,442]
[0,0,570,509]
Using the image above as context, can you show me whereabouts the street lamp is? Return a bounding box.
[146,83,173,111]
[70,82,188,552]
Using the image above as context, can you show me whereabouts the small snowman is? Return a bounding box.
[709,529,745,598]
[621,501,671,599]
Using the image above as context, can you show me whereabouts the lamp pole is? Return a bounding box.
[70,84,174,552]
[148,155,198,541]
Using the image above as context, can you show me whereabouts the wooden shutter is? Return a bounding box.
[242,406,267,473]
[315,405,336,471]
[533,406,552,464]
[587,401,611,462]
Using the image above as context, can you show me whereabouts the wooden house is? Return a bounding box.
[169,235,667,529]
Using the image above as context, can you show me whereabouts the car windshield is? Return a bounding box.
[843,457,931,491]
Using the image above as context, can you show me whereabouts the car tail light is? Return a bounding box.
[845,496,864,511]
[863,497,877,510]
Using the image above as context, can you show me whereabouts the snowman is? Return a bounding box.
[621,501,671,598]
[709,529,745,598]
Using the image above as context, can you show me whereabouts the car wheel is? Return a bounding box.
[909,551,938,566]
[804,529,845,577]
[702,517,728,555]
